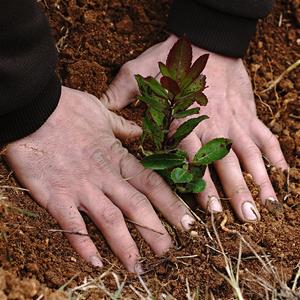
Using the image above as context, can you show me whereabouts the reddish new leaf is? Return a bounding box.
[183,54,209,88]
[166,37,192,81]
[161,76,180,96]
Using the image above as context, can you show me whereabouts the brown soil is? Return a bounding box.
[0,0,299,299]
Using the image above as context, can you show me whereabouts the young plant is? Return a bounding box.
[135,37,232,193]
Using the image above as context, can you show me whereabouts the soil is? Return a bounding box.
[0,0,299,299]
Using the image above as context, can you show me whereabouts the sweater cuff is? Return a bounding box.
[168,0,258,58]
[0,74,61,145]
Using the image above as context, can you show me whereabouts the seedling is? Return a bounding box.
[135,37,232,193]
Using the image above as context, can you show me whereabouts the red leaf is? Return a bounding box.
[188,54,209,81]
[161,76,180,96]
[166,37,192,81]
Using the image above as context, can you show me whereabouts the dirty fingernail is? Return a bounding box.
[181,214,195,230]
[266,196,277,203]
[208,196,223,213]
[134,262,144,274]
[242,202,259,221]
[265,196,282,211]
[90,255,103,268]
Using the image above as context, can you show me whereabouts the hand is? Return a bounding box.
[101,35,288,222]
[4,86,195,272]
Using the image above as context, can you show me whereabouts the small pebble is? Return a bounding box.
[190,230,198,237]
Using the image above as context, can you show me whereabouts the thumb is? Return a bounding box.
[106,110,142,140]
[100,37,173,110]
[100,62,139,111]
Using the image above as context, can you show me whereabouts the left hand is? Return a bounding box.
[100,35,288,222]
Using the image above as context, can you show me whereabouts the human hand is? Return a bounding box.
[101,35,288,222]
[4,86,195,272]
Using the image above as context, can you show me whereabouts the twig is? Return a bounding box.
[261,59,300,92]
[4,223,90,236]
[0,185,29,192]
[220,214,237,234]
[292,263,300,292]
[125,218,164,235]
[176,254,199,259]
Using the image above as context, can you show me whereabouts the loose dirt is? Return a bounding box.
[0,0,299,299]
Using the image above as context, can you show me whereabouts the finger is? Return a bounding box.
[201,128,261,223]
[47,198,103,268]
[100,62,139,110]
[230,124,278,205]
[102,172,172,256]
[79,189,142,273]
[100,39,174,110]
[180,133,222,213]
[250,119,288,170]
[213,149,260,222]
[106,110,142,140]
[119,153,196,231]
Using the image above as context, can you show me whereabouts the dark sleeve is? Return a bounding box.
[0,0,61,145]
[168,0,274,57]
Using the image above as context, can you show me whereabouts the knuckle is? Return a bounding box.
[110,139,128,158]
[120,61,134,77]
[128,191,151,212]
[265,132,280,149]
[244,144,261,160]
[143,170,165,191]
[101,205,123,225]
[232,184,250,196]
[88,148,110,171]
[258,178,271,189]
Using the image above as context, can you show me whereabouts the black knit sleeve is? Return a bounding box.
[0,0,61,145]
[168,0,274,57]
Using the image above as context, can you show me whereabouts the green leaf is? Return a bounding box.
[187,178,206,193]
[190,165,206,179]
[160,76,180,96]
[174,149,189,159]
[141,153,186,170]
[159,62,174,79]
[169,115,209,147]
[135,75,168,98]
[174,107,200,119]
[166,37,192,81]
[194,92,208,106]
[145,77,168,98]
[157,169,173,185]
[184,76,206,95]
[173,98,194,113]
[138,95,167,112]
[142,115,164,150]
[193,138,232,165]
[182,54,209,88]
[171,167,193,183]
[149,107,165,127]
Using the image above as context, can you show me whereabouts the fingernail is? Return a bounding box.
[266,197,277,203]
[242,202,259,221]
[134,262,144,274]
[208,196,223,213]
[265,197,282,211]
[90,255,103,268]
[181,214,195,230]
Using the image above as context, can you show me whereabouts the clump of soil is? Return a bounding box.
[0,0,299,299]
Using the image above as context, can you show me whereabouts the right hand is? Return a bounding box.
[4,86,195,272]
